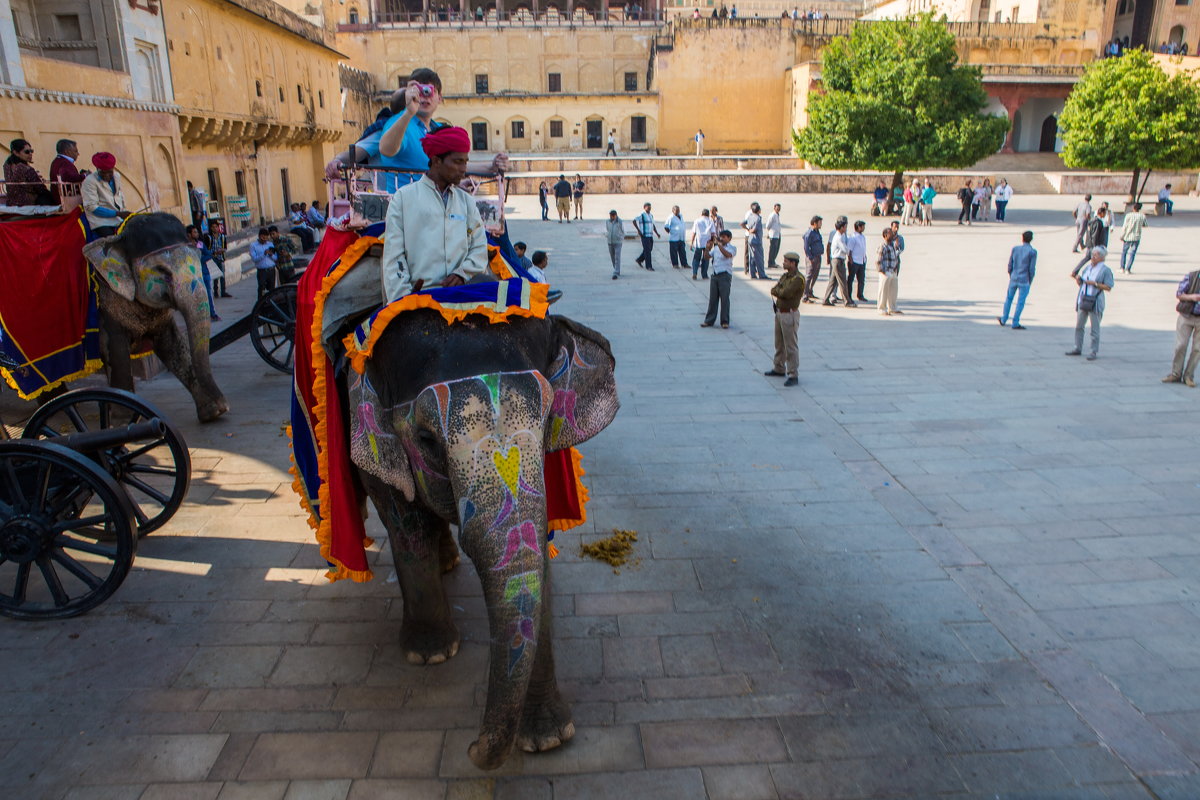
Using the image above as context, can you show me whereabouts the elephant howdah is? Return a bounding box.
[82,213,228,423]
[290,234,618,771]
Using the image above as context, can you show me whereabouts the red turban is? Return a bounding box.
[420,126,471,159]
[91,152,116,170]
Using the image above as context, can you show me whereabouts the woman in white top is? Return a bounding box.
[993,178,1013,222]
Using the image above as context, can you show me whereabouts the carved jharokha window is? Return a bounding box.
[10,0,127,71]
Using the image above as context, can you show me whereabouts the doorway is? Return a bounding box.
[471,122,488,151]
[1038,115,1058,153]
[280,168,291,217]
[586,119,602,149]
[206,168,223,220]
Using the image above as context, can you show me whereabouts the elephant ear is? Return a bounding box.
[347,371,416,501]
[544,315,619,452]
[82,238,137,302]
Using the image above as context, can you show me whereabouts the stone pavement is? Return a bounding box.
[2,193,1198,800]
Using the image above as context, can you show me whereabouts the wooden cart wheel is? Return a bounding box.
[23,388,191,536]
[0,440,137,619]
[251,283,297,374]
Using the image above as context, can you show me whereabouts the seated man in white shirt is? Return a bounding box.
[381,126,488,303]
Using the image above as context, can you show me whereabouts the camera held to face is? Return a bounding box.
[416,83,435,98]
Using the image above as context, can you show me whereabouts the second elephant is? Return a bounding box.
[83,212,228,422]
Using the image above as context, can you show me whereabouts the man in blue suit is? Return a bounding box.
[998,230,1037,330]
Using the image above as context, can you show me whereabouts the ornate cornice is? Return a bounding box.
[0,83,179,114]
[177,111,341,147]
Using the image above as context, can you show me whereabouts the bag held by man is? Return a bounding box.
[1177,271,1200,314]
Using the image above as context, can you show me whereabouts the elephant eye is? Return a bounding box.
[416,429,439,448]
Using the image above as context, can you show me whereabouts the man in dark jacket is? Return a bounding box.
[1072,206,1110,276]
[48,139,86,203]
[801,215,823,302]
[553,175,572,223]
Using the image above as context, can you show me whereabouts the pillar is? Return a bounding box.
[992,86,1023,154]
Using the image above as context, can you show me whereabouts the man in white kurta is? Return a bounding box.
[381,126,488,303]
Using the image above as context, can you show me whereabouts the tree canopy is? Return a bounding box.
[793,15,1008,173]
[1058,49,1200,198]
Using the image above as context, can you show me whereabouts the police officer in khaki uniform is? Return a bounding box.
[764,251,807,386]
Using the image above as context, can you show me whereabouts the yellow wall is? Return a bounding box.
[1,96,184,218]
[655,21,798,153]
[166,0,342,133]
[335,24,655,97]
[165,0,344,225]
[656,18,1099,153]
[20,55,135,98]
[180,143,333,231]
[436,94,657,152]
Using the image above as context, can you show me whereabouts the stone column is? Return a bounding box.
[992,86,1024,154]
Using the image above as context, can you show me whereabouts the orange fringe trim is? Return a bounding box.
[345,281,549,375]
[288,235,382,583]
[486,245,514,280]
[548,447,589,533]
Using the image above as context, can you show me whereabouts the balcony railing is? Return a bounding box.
[341,8,665,29]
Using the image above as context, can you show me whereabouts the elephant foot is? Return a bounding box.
[400,623,460,665]
[516,693,575,754]
[468,730,514,771]
[196,400,228,423]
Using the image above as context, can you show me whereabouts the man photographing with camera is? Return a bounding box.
[326,68,508,191]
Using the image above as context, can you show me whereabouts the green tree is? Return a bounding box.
[793,14,1008,197]
[1059,49,1200,202]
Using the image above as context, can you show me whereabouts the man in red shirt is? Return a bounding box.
[48,139,86,203]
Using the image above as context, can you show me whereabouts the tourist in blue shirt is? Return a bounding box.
[248,227,277,299]
[326,69,505,187]
[997,230,1037,330]
[379,69,506,183]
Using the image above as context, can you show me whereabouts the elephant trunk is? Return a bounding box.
[455,469,549,770]
[171,257,228,422]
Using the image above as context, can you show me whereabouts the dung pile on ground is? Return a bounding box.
[580,528,639,573]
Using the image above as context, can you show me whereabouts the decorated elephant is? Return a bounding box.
[82,213,228,422]
[347,307,618,770]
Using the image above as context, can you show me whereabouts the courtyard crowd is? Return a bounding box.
[595,187,1198,391]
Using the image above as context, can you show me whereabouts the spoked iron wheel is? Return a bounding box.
[0,440,137,619]
[24,389,191,536]
[251,283,297,374]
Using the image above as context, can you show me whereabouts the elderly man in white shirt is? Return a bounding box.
[381,126,488,303]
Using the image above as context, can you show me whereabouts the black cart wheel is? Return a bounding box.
[251,283,297,374]
[0,440,137,619]
[23,388,191,536]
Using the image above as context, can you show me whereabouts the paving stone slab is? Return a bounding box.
[9,193,1200,796]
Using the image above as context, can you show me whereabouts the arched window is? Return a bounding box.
[349,7,360,23]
